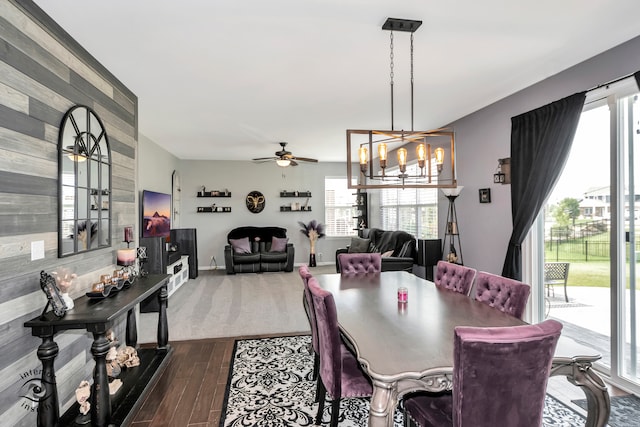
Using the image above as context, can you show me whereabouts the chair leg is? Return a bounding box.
[330,398,340,427]
[313,353,320,403]
[314,376,321,404]
[313,352,319,380]
[564,282,569,302]
[316,379,327,425]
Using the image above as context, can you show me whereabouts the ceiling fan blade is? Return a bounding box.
[290,160,299,166]
[252,157,277,161]
[291,156,318,163]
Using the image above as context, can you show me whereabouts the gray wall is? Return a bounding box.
[177,159,350,269]
[445,35,640,275]
[136,138,351,269]
[0,2,137,425]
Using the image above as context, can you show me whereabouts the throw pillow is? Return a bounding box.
[270,236,289,252]
[381,250,394,257]
[397,240,415,258]
[229,237,251,254]
[348,236,371,253]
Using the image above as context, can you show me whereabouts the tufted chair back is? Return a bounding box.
[434,261,476,295]
[337,253,382,276]
[404,320,563,427]
[299,264,321,399]
[474,271,531,319]
[298,265,316,351]
[307,277,373,426]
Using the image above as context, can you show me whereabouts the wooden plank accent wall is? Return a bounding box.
[0,2,138,425]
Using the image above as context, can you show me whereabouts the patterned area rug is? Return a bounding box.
[573,394,640,427]
[220,335,585,426]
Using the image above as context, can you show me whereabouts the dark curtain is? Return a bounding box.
[502,92,586,280]
[635,71,640,89]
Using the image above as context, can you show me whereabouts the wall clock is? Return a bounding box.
[246,191,265,213]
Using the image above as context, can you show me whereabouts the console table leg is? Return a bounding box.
[157,284,169,351]
[36,335,59,427]
[90,332,111,427]
[126,308,138,347]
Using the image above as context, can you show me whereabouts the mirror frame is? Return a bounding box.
[58,105,112,257]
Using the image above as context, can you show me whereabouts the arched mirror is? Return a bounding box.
[58,105,112,257]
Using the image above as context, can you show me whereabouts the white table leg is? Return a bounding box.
[369,380,397,427]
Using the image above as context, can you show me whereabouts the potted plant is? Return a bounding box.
[298,220,325,267]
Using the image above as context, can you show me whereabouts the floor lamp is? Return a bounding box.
[442,187,464,265]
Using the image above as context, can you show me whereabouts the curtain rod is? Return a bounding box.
[587,72,636,93]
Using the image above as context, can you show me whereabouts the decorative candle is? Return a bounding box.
[117,248,136,266]
[397,287,408,303]
[124,226,134,243]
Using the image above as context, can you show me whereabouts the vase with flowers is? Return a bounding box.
[298,220,325,267]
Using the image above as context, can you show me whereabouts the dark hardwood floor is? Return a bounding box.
[130,334,295,427]
[131,333,627,427]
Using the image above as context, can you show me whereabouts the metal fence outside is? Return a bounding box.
[545,219,640,261]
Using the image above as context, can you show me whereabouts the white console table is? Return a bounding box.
[167,255,189,297]
[140,255,188,313]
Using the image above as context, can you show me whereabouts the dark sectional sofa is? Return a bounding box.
[224,226,295,273]
[335,228,417,273]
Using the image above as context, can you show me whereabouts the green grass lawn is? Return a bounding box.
[565,261,610,288]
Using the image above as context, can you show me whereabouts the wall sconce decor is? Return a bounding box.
[493,158,511,184]
[346,18,457,190]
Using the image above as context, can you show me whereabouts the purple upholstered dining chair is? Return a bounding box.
[404,319,562,427]
[337,252,382,276]
[307,277,373,427]
[474,271,531,319]
[434,261,477,295]
[298,265,320,396]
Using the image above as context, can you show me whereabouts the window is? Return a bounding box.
[325,177,357,237]
[380,164,438,239]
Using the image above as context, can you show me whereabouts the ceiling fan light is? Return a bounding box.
[276,159,291,167]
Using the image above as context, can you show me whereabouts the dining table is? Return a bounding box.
[315,271,610,427]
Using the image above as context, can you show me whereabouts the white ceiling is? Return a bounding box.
[33,0,640,163]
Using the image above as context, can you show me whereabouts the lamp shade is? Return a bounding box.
[276,159,291,167]
[441,186,464,197]
[117,248,136,266]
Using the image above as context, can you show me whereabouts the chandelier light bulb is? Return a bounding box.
[397,148,407,173]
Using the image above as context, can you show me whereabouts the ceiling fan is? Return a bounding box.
[252,142,318,167]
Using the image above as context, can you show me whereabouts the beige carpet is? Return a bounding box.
[137,265,335,343]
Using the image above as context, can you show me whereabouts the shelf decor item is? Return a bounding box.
[137,246,148,277]
[39,270,68,319]
[117,248,137,286]
[51,267,77,311]
[298,220,325,267]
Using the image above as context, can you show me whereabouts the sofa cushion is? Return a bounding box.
[261,251,288,262]
[381,250,394,257]
[348,236,371,253]
[270,236,288,252]
[230,237,251,254]
[233,252,261,264]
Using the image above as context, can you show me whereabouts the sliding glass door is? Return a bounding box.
[542,102,612,369]
[621,91,640,386]
[538,78,640,393]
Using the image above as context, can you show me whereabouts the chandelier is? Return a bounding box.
[347,18,457,189]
